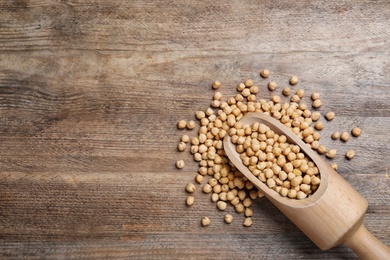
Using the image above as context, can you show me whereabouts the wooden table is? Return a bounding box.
[1,1,389,259]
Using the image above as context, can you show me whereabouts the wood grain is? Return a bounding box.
[0,0,389,259]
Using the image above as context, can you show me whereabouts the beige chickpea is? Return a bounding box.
[315,121,324,130]
[331,131,340,140]
[176,160,185,169]
[346,150,355,159]
[268,81,277,91]
[340,131,349,142]
[296,89,305,98]
[212,80,221,89]
[311,92,320,100]
[260,69,270,78]
[224,214,233,224]
[243,217,252,227]
[289,75,298,85]
[186,183,196,193]
[186,196,195,206]
[317,145,327,155]
[282,87,291,96]
[177,120,186,129]
[351,127,362,137]
[217,201,227,211]
[201,217,211,226]
[325,111,335,121]
[195,174,204,184]
[237,83,245,91]
[178,142,186,151]
[312,99,322,108]
[311,111,321,121]
[331,163,338,171]
[326,149,337,159]
[202,184,212,193]
[211,193,219,203]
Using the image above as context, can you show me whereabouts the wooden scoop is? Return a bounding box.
[223,112,390,259]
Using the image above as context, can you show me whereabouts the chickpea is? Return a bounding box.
[346,150,355,159]
[237,83,246,91]
[268,81,277,91]
[351,127,362,137]
[202,184,212,193]
[340,131,349,142]
[296,89,305,98]
[243,217,252,227]
[201,217,211,226]
[217,201,227,211]
[311,111,321,121]
[186,183,196,193]
[195,174,204,184]
[289,76,298,85]
[282,87,291,96]
[186,196,194,206]
[331,163,338,171]
[326,149,337,159]
[325,111,335,121]
[212,80,221,89]
[224,214,233,224]
[178,142,186,151]
[176,160,185,169]
[331,131,340,140]
[317,145,327,155]
[177,120,186,129]
[311,92,320,100]
[211,193,219,203]
[260,69,270,78]
[315,121,324,130]
[312,99,322,108]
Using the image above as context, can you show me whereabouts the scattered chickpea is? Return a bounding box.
[311,111,321,121]
[187,120,196,130]
[202,184,212,193]
[312,99,322,108]
[186,196,194,206]
[195,174,204,184]
[243,217,252,227]
[186,183,196,193]
[176,160,185,169]
[351,127,362,137]
[296,89,305,98]
[326,149,337,159]
[317,145,327,155]
[181,135,190,143]
[260,69,270,78]
[237,83,245,91]
[177,120,186,129]
[331,131,340,140]
[325,111,335,121]
[212,81,221,89]
[315,121,324,130]
[311,92,320,100]
[178,142,186,151]
[346,150,355,159]
[217,201,227,211]
[201,217,211,226]
[340,131,349,142]
[282,87,291,96]
[224,214,233,224]
[289,76,298,85]
[331,163,338,171]
[244,79,254,87]
[268,81,277,91]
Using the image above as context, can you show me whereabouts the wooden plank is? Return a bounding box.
[0,0,389,259]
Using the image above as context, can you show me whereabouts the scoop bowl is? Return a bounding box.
[223,112,390,259]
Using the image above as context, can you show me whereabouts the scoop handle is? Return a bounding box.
[344,224,390,260]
